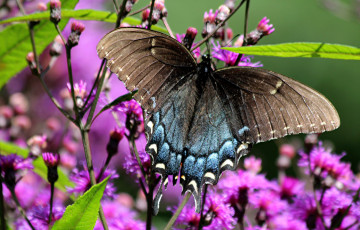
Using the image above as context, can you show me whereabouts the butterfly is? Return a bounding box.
[97,27,340,213]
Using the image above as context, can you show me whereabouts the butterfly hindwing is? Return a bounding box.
[213,67,340,144]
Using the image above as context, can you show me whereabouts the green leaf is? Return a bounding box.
[52,177,109,230]
[0,141,74,192]
[223,42,360,60]
[0,0,79,89]
[0,9,168,33]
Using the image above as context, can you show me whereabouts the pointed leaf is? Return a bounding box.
[0,0,78,89]
[52,177,110,230]
[0,9,168,33]
[0,141,74,191]
[223,42,360,60]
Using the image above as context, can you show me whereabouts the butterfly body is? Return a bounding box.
[97,28,340,213]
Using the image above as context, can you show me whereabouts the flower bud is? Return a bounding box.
[42,152,60,184]
[305,134,318,153]
[67,80,87,108]
[216,5,230,24]
[26,52,38,75]
[67,21,85,48]
[224,0,236,12]
[152,1,165,24]
[37,3,48,11]
[27,135,47,157]
[182,27,197,50]
[50,35,64,57]
[257,17,275,36]
[279,144,296,158]
[50,0,61,24]
[0,106,13,128]
[106,127,125,157]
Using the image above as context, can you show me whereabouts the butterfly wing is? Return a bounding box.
[213,67,340,144]
[96,27,197,113]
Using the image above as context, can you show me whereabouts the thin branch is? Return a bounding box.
[49,182,55,224]
[10,189,35,230]
[128,4,150,16]
[83,59,105,110]
[147,0,155,30]
[0,176,6,230]
[115,0,128,28]
[85,61,107,129]
[164,192,192,230]
[191,0,246,51]
[112,0,119,13]
[162,17,174,38]
[198,185,208,230]
[234,0,250,66]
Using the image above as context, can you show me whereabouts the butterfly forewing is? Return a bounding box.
[96,28,196,113]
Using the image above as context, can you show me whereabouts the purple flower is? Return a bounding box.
[244,155,262,174]
[94,198,145,230]
[42,152,60,168]
[123,151,152,177]
[15,203,65,229]
[0,154,33,190]
[172,192,236,229]
[218,170,276,206]
[212,41,263,67]
[278,176,304,199]
[298,142,354,189]
[249,190,288,223]
[67,164,119,198]
[257,17,275,35]
[268,214,307,230]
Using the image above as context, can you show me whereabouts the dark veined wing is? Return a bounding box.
[213,67,340,144]
[96,27,197,113]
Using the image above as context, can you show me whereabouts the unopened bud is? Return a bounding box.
[216,5,230,23]
[224,0,236,12]
[42,152,60,184]
[9,93,29,115]
[279,144,296,158]
[26,52,38,75]
[182,27,197,50]
[106,127,125,157]
[305,134,318,153]
[50,0,61,24]
[67,21,85,48]
[27,135,47,157]
[37,3,47,11]
[50,35,64,56]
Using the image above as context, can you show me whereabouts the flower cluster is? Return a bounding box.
[171,139,360,230]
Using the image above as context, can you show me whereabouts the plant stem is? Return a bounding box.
[130,137,147,178]
[80,128,109,230]
[234,0,250,66]
[49,182,55,224]
[10,189,35,230]
[146,173,156,230]
[37,74,76,124]
[83,59,105,111]
[0,176,6,230]
[191,0,246,51]
[164,192,192,230]
[147,0,155,30]
[198,184,208,230]
[65,46,81,121]
[112,0,119,13]
[115,0,128,28]
[162,17,174,38]
[85,61,108,129]
[128,4,150,16]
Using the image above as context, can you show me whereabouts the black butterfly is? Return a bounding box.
[97,27,340,213]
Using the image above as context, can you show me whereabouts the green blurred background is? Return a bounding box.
[132,0,360,175]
